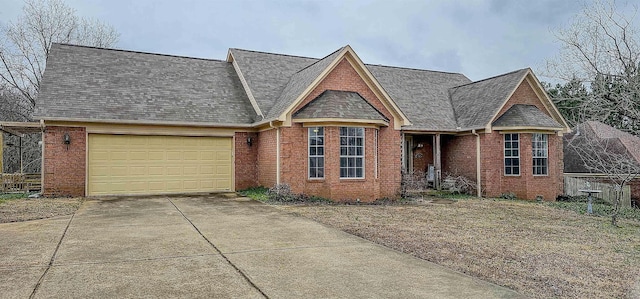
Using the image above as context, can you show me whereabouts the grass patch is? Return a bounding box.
[237,186,269,201]
[546,201,640,221]
[276,198,640,298]
[0,193,29,204]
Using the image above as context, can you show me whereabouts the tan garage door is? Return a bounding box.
[88,134,233,196]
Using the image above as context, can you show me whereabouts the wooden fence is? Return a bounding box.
[564,175,631,207]
[1,173,41,193]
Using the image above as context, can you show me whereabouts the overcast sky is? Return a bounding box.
[0,0,593,81]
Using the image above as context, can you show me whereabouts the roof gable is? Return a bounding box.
[293,90,388,122]
[274,46,411,129]
[450,69,528,130]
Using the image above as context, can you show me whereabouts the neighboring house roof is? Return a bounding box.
[35,43,566,132]
[492,104,562,129]
[293,90,388,122]
[35,44,255,125]
[564,121,640,173]
[450,69,529,130]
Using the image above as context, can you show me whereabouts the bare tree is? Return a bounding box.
[565,124,640,226]
[546,0,640,134]
[0,0,119,112]
[0,0,118,174]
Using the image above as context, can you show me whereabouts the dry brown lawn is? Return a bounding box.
[275,199,640,299]
[0,197,82,223]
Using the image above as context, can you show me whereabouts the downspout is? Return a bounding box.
[40,120,45,196]
[269,121,281,184]
[472,129,481,198]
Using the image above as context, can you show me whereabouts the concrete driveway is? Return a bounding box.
[0,195,524,298]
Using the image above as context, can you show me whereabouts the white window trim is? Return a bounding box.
[532,133,549,176]
[340,127,365,179]
[504,133,520,176]
[308,127,324,179]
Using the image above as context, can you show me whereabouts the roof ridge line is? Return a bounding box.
[54,43,225,62]
[451,68,529,89]
[366,63,465,76]
[229,48,321,60]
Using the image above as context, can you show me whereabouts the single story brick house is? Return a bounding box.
[32,43,570,201]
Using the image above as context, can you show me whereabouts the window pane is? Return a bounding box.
[340,137,347,145]
[310,147,316,156]
[317,147,324,155]
[318,157,324,167]
[340,127,348,135]
[341,147,347,155]
[348,168,355,177]
[356,168,363,177]
[317,168,324,178]
[310,168,317,178]
[340,168,347,177]
[356,158,363,167]
[356,147,363,156]
[340,157,347,167]
[512,134,519,141]
[310,157,317,167]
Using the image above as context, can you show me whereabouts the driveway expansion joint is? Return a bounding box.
[167,198,269,299]
[29,209,78,299]
[223,243,359,255]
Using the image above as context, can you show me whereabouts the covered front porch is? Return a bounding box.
[402,132,480,196]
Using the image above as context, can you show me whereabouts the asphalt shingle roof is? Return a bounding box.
[267,48,344,119]
[228,48,317,118]
[492,104,562,128]
[35,45,561,132]
[450,69,529,130]
[35,44,255,124]
[368,65,471,131]
[293,90,388,121]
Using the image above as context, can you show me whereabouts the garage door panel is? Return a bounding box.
[88,134,233,196]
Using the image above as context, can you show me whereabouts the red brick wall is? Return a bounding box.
[281,125,390,201]
[442,134,477,181]
[280,57,402,201]
[43,126,86,197]
[481,131,563,200]
[630,179,640,207]
[257,129,277,188]
[411,135,433,174]
[234,132,258,190]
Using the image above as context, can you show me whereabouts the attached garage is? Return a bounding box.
[87,134,233,196]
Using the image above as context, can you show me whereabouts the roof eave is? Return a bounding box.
[37,116,255,128]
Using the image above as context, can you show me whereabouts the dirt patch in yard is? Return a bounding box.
[0,197,82,223]
[275,199,640,299]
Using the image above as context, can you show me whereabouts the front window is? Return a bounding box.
[532,133,548,175]
[504,133,520,175]
[340,127,364,178]
[308,127,324,179]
